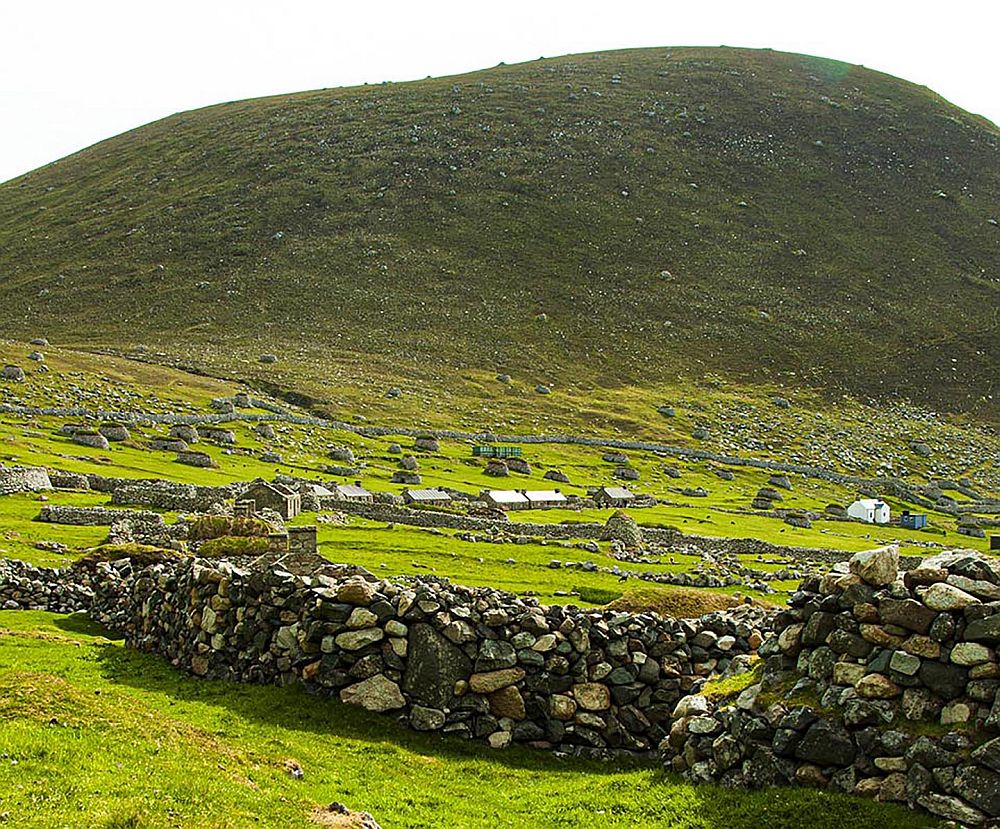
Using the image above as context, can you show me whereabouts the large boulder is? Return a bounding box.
[329,446,356,463]
[402,623,473,708]
[849,545,899,586]
[72,431,110,450]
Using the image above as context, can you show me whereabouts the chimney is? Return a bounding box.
[355,480,362,488]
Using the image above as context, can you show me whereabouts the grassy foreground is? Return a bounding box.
[0,611,931,829]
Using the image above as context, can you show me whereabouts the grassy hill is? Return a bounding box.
[0,47,997,416]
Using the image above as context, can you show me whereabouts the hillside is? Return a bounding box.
[0,47,997,415]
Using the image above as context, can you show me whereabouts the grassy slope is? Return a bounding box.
[1,344,993,589]
[0,611,931,829]
[0,48,996,417]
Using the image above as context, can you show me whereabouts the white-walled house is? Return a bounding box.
[847,498,891,524]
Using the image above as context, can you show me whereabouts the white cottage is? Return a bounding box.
[524,490,568,509]
[481,490,530,510]
[847,498,890,524]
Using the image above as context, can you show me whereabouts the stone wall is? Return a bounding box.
[0,464,52,496]
[37,504,166,527]
[108,479,230,512]
[88,557,767,757]
[0,558,93,612]
[662,547,1000,825]
[47,469,91,490]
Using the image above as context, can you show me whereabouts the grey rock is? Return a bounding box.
[403,623,473,708]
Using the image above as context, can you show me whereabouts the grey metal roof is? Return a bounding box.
[600,486,634,499]
[524,490,567,503]
[337,484,371,498]
[405,488,451,501]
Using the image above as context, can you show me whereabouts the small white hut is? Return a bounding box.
[847,498,890,524]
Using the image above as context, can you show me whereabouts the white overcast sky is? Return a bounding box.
[1,0,997,184]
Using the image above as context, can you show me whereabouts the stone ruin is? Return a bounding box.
[0,464,52,496]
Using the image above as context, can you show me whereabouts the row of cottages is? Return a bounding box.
[239,479,375,518]
[847,498,891,524]
[480,489,568,510]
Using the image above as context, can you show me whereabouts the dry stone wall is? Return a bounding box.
[89,557,768,758]
[662,547,1000,825]
[0,558,93,612]
[37,504,166,527]
[0,464,52,496]
[107,479,231,512]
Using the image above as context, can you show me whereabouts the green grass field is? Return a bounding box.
[0,611,932,829]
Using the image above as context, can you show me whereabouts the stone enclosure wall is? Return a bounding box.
[89,557,767,757]
[0,558,93,612]
[0,465,52,496]
[6,546,1000,824]
[662,547,1000,825]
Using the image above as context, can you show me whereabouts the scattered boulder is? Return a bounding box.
[414,436,440,453]
[484,460,509,477]
[98,423,130,443]
[614,466,640,481]
[169,424,199,443]
[176,450,215,468]
[506,457,532,475]
[329,446,356,464]
[72,431,110,450]
[2,365,25,382]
